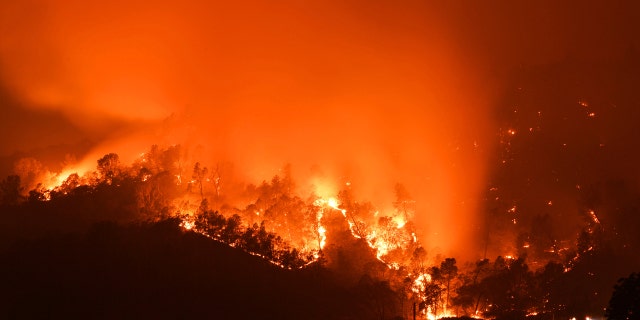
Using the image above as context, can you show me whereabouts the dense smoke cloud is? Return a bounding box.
[1,1,639,258]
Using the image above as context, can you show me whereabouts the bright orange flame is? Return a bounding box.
[181,219,195,231]
[0,0,495,260]
[314,195,417,269]
[327,198,339,210]
[317,225,327,250]
[588,209,601,225]
[392,215,407,229]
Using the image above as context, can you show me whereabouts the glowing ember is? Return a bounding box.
[311,195,419,269]
[317,225,327,250]
[181,219,195,231]
[327,197,339,210]
[588,209,600,225]
[0,2,637,319]
[393,215,406,229]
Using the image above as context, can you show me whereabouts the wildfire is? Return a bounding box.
[317,225,327,250]
[587,209,600,225]
[412,272,431,300]
[181,219,195,230]
[312,198,331,252]
[27,145,424,275]
[393,215,407,229]
[314,196,417,269]
[327,197,340,210]
[44,168,83,190]
[36,165,94,201]
[410,272,458,320]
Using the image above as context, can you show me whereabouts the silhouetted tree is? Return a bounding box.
[191,162,208,200]
[97,153,121,184]
[531,261,565,316]
[196,209,226,238]
[393,183,415,221]
[257,221,277,260]
[356,275,400,320]
[0,175,22,206]
[278,247,305,269]
[454,258,491,315]
[424,279,444,316]
[606,272,640,319]
[220,214,242,245]
[440,258,458,313]
[59,173,81,193]
[240,223,260,252]
[136,171,175,220]
[337,187,377,240]
[482,257,533,319]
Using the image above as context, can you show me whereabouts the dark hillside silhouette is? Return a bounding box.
[0,219,388,319]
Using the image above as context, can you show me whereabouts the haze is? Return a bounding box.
[1,1,638,258]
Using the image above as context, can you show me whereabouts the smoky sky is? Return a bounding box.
[1,0,639,258]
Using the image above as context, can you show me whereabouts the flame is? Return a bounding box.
[0,0,497,262]
[181,219,195,231]
[393,215,407,229]
[412,272,432,296]
[327,197,339,210]
[587,209,600,225]
[32,146,423,273]
[317,225,327,250]
[411,273,457,320]
[313,199,328,252]
[43,168,83,190]
[313,195,417,269]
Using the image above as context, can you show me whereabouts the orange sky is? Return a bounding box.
[1,0,638,258]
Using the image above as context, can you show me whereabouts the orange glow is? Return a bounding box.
[181,219,195,231]
[315,195,417,268]
[0,0,496,259]
[588,209,601,225]
[327,198,340,211]
[392,215,406,229]
[44,169,80,190]
[313,199,328,251]
[42,162,93,191]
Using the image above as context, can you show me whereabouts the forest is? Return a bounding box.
[1,146,638,319]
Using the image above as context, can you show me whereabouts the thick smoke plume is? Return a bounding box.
[3,1,638,258]
[0,1,495,257]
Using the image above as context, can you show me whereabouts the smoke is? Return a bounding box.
[0,1,517,258]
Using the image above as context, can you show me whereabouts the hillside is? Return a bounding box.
[0,219,396,319]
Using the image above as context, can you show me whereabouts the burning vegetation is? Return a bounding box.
[1,1,640,319]
[1,140,638,319]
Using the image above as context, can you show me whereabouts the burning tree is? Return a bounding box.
[97,153,121,184]
[5,144,640,319]
[190,162,208,200]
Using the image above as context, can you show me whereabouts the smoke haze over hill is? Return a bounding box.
[1,1,639,259]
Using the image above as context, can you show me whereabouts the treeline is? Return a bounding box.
[1,146,418,267]
[1,146,640,318]
[0,148,408,318]
[398,251,636,319]
[0,152,312,270]
[191,200,312,269]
